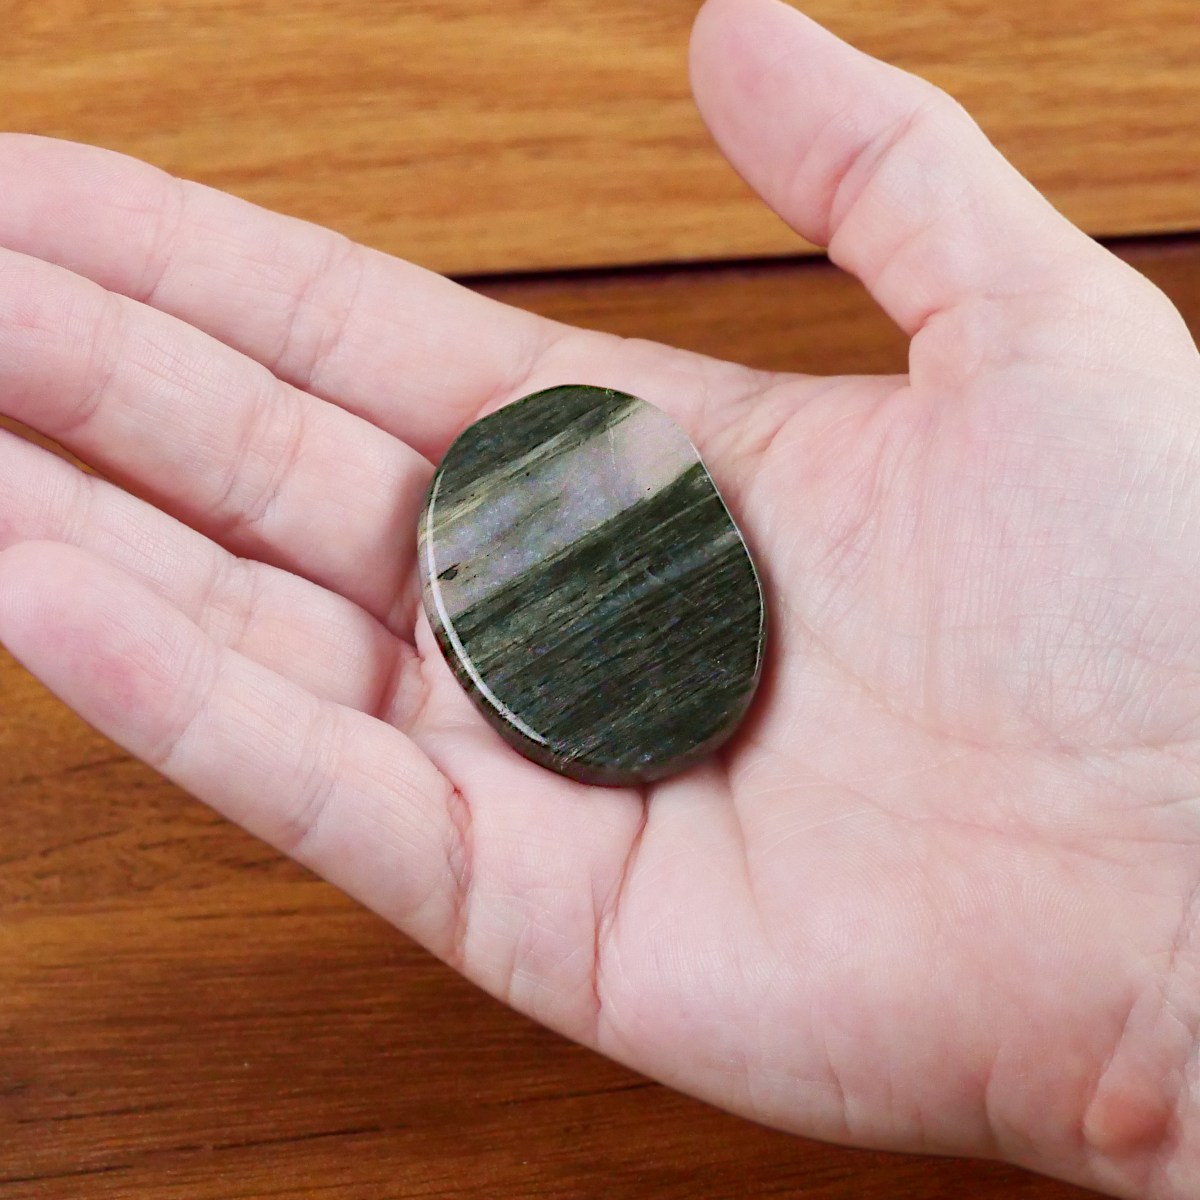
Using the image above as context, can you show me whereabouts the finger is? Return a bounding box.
[0,427,413,715]
[688,0,1165,339]
[0,540,649,1041]
[0,133,562,461]
[0,540,460,953]
[0,245,431,622]
[0,136,787,470]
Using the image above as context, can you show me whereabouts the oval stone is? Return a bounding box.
[418,385,765,785]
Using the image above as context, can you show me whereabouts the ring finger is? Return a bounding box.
[0,427,418,717]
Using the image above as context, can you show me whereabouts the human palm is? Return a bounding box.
[2,0,1199,1196]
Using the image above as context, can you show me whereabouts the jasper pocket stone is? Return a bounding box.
[419,385,765,785]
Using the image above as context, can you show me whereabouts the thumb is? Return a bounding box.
[688,0,1148,340]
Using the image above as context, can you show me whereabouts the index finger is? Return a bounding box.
[0,134,559,460]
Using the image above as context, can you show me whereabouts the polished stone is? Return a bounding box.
[419,385,765,785]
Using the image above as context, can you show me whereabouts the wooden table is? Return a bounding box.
[2,1,1199,1195]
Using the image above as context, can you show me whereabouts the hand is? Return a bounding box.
[2,0,1199,1195]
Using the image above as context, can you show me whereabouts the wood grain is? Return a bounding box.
[6,236,1197,1198]
[3,0,1198,276]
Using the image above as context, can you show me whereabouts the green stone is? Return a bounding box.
[419,385,765,785]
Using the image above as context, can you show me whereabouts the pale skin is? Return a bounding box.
[1,0,1198,1194]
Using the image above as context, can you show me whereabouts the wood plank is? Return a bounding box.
[472,234,1200,376]
[3,235,1198,1197]
[2,0,1198,276]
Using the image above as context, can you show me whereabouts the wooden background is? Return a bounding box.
[6,0,1200,275]
[2,0,1199,1195]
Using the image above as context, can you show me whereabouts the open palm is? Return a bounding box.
[2,1,1199,1196]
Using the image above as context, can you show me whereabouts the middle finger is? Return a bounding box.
[0,246,432,625]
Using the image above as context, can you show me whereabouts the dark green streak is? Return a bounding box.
[440,463,764,782]
[432,385,639,516]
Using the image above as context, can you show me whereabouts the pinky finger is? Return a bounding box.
[0,540,464,956]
